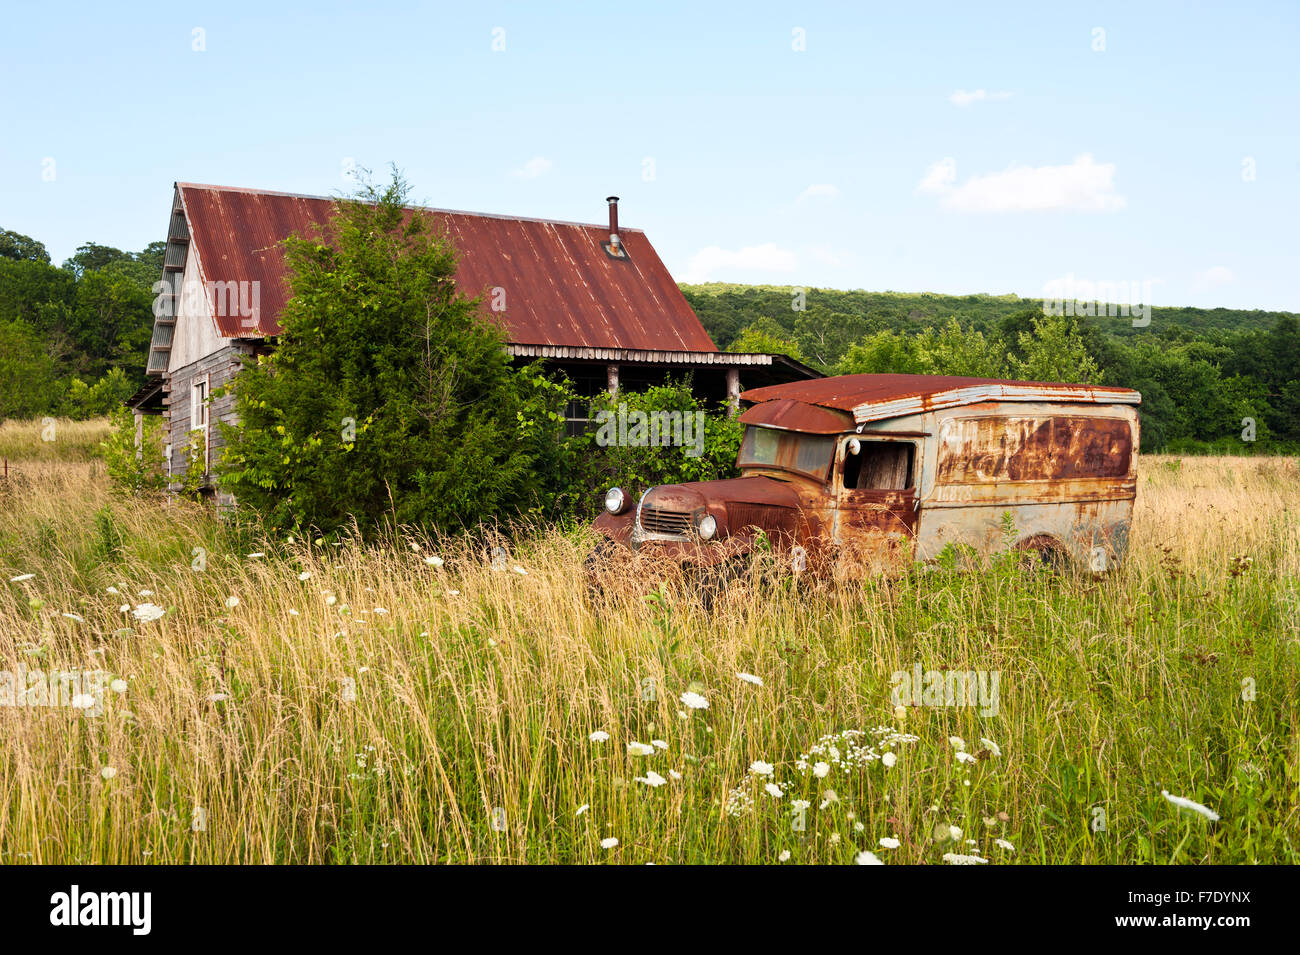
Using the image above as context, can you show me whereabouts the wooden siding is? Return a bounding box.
[165,344,251,485]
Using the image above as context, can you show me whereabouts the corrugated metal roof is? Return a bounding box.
[740,373,1141,425]
[176,183,716,351]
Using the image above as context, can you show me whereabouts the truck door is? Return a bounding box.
[834,436,920,564]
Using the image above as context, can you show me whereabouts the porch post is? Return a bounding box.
[726,367,740,417]
[133,411,144,461]
[607,363,620,397]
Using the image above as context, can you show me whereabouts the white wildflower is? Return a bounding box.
[736,672,764,686]
[131,603,165,622]
[680,691,709,710]
[855,850,884,865]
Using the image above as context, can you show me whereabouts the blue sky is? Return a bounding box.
[2,0,1296,310]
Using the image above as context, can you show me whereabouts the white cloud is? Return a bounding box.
[949,89,1012,107]
[680,243,798,283]
[1194,265,1236,289]
[916,154,1126,213]
[917,158,957,195]
[509,156,552,179]
[797,183,840,202]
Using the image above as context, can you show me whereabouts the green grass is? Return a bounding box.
[0,454,1296,864]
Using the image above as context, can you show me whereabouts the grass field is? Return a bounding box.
[0,417,1297,864]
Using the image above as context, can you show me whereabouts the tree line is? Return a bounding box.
[688,284,1300,453]
[0,228,159,420]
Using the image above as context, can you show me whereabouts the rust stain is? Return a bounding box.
[937,415,1132,484]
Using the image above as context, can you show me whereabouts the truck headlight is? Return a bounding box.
[697,514,718,540]
[605,487,627,514]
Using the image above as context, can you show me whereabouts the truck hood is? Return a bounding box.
[642,475,801,512]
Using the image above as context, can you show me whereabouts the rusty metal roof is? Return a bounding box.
[740,373,1140,426]
[175,182,717,351]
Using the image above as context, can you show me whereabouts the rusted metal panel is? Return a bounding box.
[738,398,854,434]
[936,415,1133,483]
[175,183,717,351]
[740,373,1140,423]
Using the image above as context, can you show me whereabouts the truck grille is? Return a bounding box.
[639,504,692,537]
[727,503,793,536]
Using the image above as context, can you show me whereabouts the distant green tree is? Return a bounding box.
[68,269,154,380]
[216,168,569,534]
[0,228,50,264]
[0,320,60,421]
[61,242,134,278]
[0,259,76,337]
[727,321,804,360]
[1010,313,1101,383]
[838,318,1009,378]
[838,329,927,375]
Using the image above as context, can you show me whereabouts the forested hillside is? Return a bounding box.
[684,283,1300,454]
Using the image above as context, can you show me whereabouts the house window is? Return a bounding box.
[191,379,208,430]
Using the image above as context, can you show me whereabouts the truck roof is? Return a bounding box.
[739,373,1141,427]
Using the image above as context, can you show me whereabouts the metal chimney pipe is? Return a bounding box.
[606,196,620,251]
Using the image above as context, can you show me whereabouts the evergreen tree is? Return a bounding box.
[217,169,567,534]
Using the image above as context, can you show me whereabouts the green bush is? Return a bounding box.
[559,378,743,519]
[215,170,569,535]
[101,405,167,494]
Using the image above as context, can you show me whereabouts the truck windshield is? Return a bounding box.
[738,426,836,482]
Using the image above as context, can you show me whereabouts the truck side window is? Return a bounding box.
[844,441,914,490]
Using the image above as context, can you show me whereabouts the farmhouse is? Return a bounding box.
[126,183,820,496]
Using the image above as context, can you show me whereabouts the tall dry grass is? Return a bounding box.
[0,452,1297,863]
[0,417,112,463]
